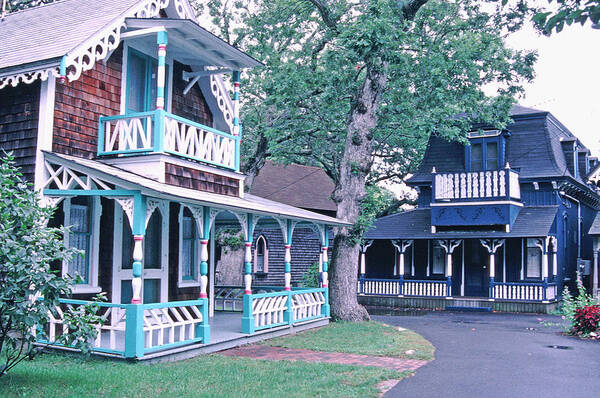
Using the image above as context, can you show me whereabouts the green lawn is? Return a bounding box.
[263,321,435,361]
[0,321,432,397]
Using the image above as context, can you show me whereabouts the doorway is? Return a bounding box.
[463,240,489,297]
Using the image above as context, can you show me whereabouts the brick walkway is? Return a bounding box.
[220,345,428,372]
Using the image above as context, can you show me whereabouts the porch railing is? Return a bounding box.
[491,281,557,301]
[432,169,520,202]
[214,285,291,312]
[358,278,449,298]
[241,287,328,334]
[98,110,240,171]
[39,298,209,359]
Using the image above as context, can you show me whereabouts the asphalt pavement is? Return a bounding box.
[374,311,600,398]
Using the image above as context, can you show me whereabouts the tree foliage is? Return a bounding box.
[0,154,102,377]
[1,0,58,14]
[530,0,600,34]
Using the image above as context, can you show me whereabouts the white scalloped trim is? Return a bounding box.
[0,66,60,90]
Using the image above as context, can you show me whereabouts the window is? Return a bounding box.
[126,48,169,113]
[254,235,268,273]
[466,131,504,172]
[486,142,498,170]
[525,238,542,279]
[471,143,483,171]
[432,243,446,275]
[62,197,101,293]
[145,211,162,269]
[178,206,200,287]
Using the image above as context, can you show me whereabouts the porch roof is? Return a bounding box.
[589,212,600,235]
[44,151,348,226]
[365,206,559,240]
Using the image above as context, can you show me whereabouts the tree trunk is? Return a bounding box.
[330,64,388,321]
[243,132,269,191]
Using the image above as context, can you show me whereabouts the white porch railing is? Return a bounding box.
[40,298,209,359]
[291,290,326,322]
[492,282,557,301]
[98,110,240,171]
[358,278,449,297]
[214,286,288,312]
[433,169,520,201]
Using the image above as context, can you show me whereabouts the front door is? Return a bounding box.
[463,240,489,297]
[111,204,168,306]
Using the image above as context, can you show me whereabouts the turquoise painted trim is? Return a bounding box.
[124,304,145,359]
[234,139,240,171]
[293,314,326,323]
[322,288,330,317]
[36,340,126,357]
[97,148,153,157]
[59,57,67,76]
[202,206,211,239]
[100,111,158,121]
[132,194,146,236]
[97,117,105,155]
[163,149,236,170]
[233,116,239,125]
[232,70,240,83]
[241,294,255,334]
[43,189,139,197]
[154,109,165,151]
[140,299,204,310]
[254,321,288,331]
[286,219,293,245]
[165,112,240,140]
[156,30,168,45]
[58,298,127,307]
[284,293,293,325]
[197,297,210,343]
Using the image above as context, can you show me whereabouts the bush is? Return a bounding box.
[572,305,600,337]
[301,262,320,288]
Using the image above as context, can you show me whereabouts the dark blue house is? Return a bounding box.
[360,105,600,312]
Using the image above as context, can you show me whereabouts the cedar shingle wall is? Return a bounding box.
[53,47,122,158]
[0,81,40,182]
[171,61,213,127]
[164,162,240,196]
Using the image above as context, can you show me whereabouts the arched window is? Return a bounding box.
[254,235,268,273]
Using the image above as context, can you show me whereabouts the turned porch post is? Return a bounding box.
[284,219,293,291]
[244,214,255,294]
[550,236,558,282]
[321,227,330,317]
[437,239,461,297]
[199,207,211,299]
[391,240,413,296]
[358,240,373,295]
[534,237,550,301]
[480,239,505,300]
[131,194,146,304]
[593,241,599,297]
[156,31,168,110]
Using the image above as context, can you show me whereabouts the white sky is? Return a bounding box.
[506,20,600,156]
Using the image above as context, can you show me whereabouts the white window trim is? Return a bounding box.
[62,197,102,294]
[253,235,268,274]
[178,205,201,288]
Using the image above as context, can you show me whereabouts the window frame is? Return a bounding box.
[431,242,446,276]
[61,196,102,294]
[253,234,269,274]
[524,238,542,280]
[465,131,505,172]
[178,205,201,288]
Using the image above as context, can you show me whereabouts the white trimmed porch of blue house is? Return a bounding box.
[357,237,559,304]
[37,152,339,361]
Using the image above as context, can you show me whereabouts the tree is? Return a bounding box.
[530,0,600,34]
[0,154,102,377]
[195,0,535,320]
[1,0,58,14]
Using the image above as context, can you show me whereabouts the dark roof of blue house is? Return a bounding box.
[589,213,600,235]
[365,206,559,240]
[406,105,586,185]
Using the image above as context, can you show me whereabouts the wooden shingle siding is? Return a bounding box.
[171,61,213,127]
[0,81,40,182]
[53,47,122,158]
[164,162,240,196]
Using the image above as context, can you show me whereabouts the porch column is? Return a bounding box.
[480,239,505,300]
[391,240,413,296]
[156,30,168,110]
[550,236,558,281]
[321,227,330,317]
[359,240,374,284]
[437,239,461,297]
[199,206,211,299]
[244,214,255,294]
[131,194,146,304]
[284,219,293,291]
[232,71,241,171]
[535,238,550,301]
[593,238,599,297]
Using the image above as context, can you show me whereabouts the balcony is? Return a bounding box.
[431,169,522,228]
[98,110,240,172]
[433,169,520,203]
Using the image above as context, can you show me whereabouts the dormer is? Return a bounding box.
[560,137,577,178]
[464,129,510,172]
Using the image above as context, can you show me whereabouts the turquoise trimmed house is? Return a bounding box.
[0,0,346,360]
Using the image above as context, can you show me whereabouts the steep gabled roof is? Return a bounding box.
[589,212,600,236]
[407,105,589,185]
[249,161,336,213]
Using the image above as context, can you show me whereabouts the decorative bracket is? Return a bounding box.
[115,197,134,230]
[145,198,168,227]
[480,238,505,254]
[360,239,374,253]
[437,239,462,254]
[391,239,413,254]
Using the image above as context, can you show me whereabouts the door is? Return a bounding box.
[126,48,168,113]
[463,240,489,297]
[112,204,169,307]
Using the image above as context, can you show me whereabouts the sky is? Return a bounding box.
[506,20,600,156]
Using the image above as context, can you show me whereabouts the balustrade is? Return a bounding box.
[433,169,520,202]
[358,278,448,297]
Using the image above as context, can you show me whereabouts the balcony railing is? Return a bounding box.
[432,169,520,202]
[98,110,240,171]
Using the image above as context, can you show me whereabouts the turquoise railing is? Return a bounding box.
[241,287,328,334]
[39,298,209,359]
[98,110,241,171]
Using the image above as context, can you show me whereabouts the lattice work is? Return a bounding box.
[252,295,288,328]
[146,198,169,227]
[0,67,60,90]
[291,291,325,321]
[43,161,113,191]
[209,75,234,134]
[103,115,153,152]
[163,115,236,169]
[115,197,135,229]
[143,305,203,349]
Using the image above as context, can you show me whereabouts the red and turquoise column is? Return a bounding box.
[156,30,168,110]
[232,71,241,171]
[242,213,255,334]
[321,227,330,317]
[195,206,211,343]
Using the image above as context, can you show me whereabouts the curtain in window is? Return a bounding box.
[182,215,195,279]
[432,244,445,274]
[69,203,90,282]
[526,239,542,278]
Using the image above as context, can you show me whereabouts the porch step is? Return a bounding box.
[445,306,492,312]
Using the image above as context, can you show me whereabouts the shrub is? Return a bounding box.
[572,305,600,337]
[301,262,320,288]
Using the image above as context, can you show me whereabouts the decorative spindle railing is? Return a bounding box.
[432,169,520,202]
[491,281,557,301]
[214,285,283,312]
[358,278,449,297]
[242,287,328,334]
[39,298,209,359]
[98,110,240,171]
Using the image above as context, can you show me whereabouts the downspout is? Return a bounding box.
[560,191,581,259]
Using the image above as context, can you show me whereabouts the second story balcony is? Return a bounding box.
[432,168,521,203]
[98,110,240,171]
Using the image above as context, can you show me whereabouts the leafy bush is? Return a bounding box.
[0,154,102,377]
[216,228,244,253]
[573,305,600,338]
[301,262,320,288]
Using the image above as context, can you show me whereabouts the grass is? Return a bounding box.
[0,353,402,398]
[0,321,433,397]
[262,321,435,361]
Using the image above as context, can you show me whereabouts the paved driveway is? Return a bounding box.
[375,312,600,398]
